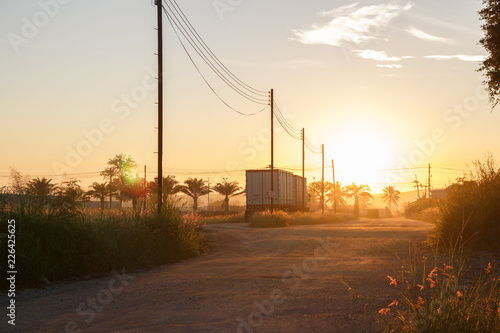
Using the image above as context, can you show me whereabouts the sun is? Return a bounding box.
[326,120,396,192]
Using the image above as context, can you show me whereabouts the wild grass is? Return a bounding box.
[198,213,245,225]
[248,210,290,228]
[378,242,500,332]
[0,205,206,290]
[288,212,356,226]
[248,211,356,228]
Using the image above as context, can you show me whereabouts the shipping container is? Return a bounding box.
[245,169,307,221]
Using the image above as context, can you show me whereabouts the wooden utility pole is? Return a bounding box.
[143,165,147,211]
[428,163,431,199]
[413,175,421,199]
[270,89,274,213]
[109,172,112,210]
[321,144,325,215]
[156,0,164,217]
[332,159,336,214]
[302,128,305,210]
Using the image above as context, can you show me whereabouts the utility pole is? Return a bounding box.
[428,163,432,199]
[321,144,325,215]
[109,172,112,210]
[302,128,305,211]
[332,159,336,214]
[413,175,421,199]
[270,89,274,214]
[143,165,147,212]
[156,0,164,217]
[207,178,210,212]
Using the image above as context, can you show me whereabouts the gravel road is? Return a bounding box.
[2,218,434,333]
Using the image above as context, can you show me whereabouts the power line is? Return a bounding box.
[167,0,268,96]
[162,2,269,116]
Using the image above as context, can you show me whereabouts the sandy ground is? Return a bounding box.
[1,218,434,333]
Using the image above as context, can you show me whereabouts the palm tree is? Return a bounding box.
[325,181,348,210]
[382,185,401,211]
[307,181,323,210]
[212,179,244,213]
[87,182,109,212]
[343,183,373,217]
[25,177,57,209]
[179,178,210,212]
[162,175,183,203]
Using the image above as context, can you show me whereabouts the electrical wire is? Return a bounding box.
[167,0,268,96]
[162,2,268,105]
[162,5,268,116]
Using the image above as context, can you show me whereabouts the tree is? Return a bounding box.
[25,177,56,209]
[343,183,373,217]
[52,179,85,216]
[307,181,323,210]
[325,181,347,209]
[100,154,138,209]
[179,178,210,212]
[212,179,244,213]
[479,0,500,108]
[87,182,109,212]
[382,185,401,211]
[162,175,183,203]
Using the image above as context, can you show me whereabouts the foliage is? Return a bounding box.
[248,210,290,228]
[382,185,401,211]
[404,198,441,223]
[288,212,356,225]
[179,178,210,212]
[0,205,205,290]
[378,244,500,332]
[100,154,139,208]
[343,183,373,217]
[212,179,244,213]
[86,182,109,212]
[325,181,348,209]
[24,177,56,209]
[437,176,500,250]
[479,0,500,108]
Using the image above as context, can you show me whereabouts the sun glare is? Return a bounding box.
[327,121,395,192]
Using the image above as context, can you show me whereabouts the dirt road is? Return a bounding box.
[3,218,433,333]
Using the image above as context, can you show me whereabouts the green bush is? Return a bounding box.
[0,205,205,289]
[405,198,441,223]
[248,211,290,228]
[437,176,500,251]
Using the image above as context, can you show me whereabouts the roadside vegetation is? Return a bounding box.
[405,153,500,252]
[248,210,356,228]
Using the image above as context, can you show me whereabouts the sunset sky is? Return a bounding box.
[1,0,499,198]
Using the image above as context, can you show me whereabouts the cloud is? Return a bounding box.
[406,26,454,44]
[292,2,413,47]
[425,54,486,61]
[377,64,403,69]
[355,49,401,61]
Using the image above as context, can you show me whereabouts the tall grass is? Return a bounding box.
[247,211,356,228]
[0,205,205,289]
[248,211,290,228]
[379,243,499,332]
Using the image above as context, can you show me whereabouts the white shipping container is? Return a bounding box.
[246,169,307,210]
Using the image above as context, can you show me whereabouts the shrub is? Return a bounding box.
[378,246,500,332]
[248,211,289,228]
[437,176,500,251]
[405,198,441,223]
[0,205,205,290]
[288,212,356,226]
